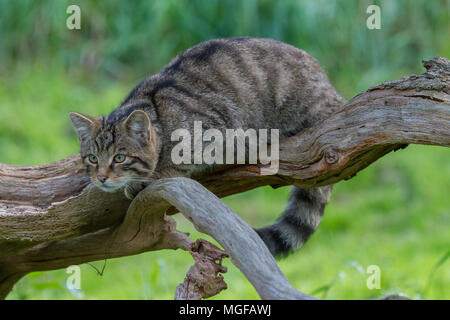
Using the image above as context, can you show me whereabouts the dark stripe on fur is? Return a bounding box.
[255,227,291,257]
[132,157,151,170]
[107,100,153,124]
[255,185,332,257]
[123,166,146,176]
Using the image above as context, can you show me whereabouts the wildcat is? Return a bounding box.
[70,38,343,257]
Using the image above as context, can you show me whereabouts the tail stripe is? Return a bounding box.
[255,185,332,257]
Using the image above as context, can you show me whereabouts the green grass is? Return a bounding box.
[1,0,449,98]
[0,0,448,300]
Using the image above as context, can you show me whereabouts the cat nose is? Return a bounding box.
[97,175,108,183]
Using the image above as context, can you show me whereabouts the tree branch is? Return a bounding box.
[151,178,316,300]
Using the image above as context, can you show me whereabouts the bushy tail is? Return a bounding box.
[255,185,332,257]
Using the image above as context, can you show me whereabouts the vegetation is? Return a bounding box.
[0,0,448,299]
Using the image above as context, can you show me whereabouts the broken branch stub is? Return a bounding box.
[175,239,228,300]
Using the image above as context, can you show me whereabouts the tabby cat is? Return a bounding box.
[70,38,343,257]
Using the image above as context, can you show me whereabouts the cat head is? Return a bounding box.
[70,109,158,192]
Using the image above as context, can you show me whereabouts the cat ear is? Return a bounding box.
[123,110,151,142]
[69,112,99,142]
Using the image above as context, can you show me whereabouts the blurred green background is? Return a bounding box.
[1,0,449,299]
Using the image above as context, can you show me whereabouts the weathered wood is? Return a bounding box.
[157,178,316,300]
[0,57,448,299]
[174,239,228,300]
[0,179,193,299]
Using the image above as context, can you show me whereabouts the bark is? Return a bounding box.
[174,239,228,300]
[0,57,448,300]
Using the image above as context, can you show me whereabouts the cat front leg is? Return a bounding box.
[124,181,149,200]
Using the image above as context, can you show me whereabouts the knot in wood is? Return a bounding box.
[324,148,339,164]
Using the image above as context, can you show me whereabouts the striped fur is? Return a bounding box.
[70,38,343,257]
[256,186,333,257]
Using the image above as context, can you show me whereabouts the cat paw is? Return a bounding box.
[124,182,147,200]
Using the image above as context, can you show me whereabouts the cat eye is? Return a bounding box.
[87,154,98,164]
[114,154,126,163]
